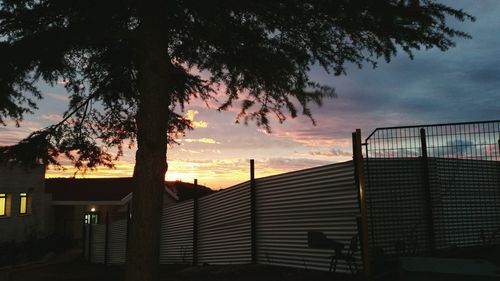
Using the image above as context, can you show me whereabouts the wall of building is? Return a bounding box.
[0,164,51,243]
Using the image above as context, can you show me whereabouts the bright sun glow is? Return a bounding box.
[165,172,191,183]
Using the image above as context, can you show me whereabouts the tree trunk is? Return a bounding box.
[125,25,171,281]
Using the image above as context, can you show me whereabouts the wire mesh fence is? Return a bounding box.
[363,120,500,257]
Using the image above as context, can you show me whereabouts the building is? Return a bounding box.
[1,168,186,246]
[0,164,52,243]
[45,177,179,244]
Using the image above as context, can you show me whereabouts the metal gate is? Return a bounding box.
[363,120,500,258]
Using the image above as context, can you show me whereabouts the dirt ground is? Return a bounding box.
[7,245,497,281]
[5,260,358,281]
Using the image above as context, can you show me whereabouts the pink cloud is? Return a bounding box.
[39,114,63,122]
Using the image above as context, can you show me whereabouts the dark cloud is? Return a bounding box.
[310,148,352,157]
[302,0,500,138]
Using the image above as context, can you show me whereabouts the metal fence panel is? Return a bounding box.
[90,224,106,263]
[197,182,251,265]
[83,224,89,260]
[255,161,360,272]
[364,158,430,255]
[433,158,500,248]
[160,199,194,264]
[364,120,500,257]
[107,219,127,264]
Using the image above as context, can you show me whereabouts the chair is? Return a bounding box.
[329,234,359,273]
[307,231,359,274]
[307,231,343,249]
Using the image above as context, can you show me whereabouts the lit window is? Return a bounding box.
[0,194,5,216]
[19,192,27,214]
[84,213,99,224]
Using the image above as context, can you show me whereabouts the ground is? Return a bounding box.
[5,260,358,281]
[4,245,499,281]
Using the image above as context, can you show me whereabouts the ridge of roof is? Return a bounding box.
[45,177,186,202]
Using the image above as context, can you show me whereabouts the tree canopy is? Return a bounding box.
[0,0,473,169]
[0,1,473,280]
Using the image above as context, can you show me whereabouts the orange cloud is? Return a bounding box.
[181,138,219,144]
[193,121,208,128]
[185,110,208,128]
[45,161,136,178]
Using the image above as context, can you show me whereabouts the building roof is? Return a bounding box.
[45,177,179,205]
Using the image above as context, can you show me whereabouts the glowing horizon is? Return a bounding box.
[43,156,345,190]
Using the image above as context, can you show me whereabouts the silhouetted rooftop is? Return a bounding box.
[45,177,212,202]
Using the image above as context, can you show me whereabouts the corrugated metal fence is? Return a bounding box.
[107,219,127,264]
[85,224,105,263]
[159,199,194,264]
[197,182,252,264]
[85,220,127,264]
[158,161,359,271]
[86,161,360,272]
[255,161,360,272]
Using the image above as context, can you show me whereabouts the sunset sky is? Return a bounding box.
[1,1,499,189]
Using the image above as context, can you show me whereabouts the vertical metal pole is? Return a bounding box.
[104,212,109,265]
[353,129,370,276]
[420,128,436,255]
[250,159,257,264]
[81,218,86,258]
[88,219,93,263]
[192,179,199,266]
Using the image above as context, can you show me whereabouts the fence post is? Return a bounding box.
[88,220,93,263]
[250,159,257,264]
[81,218,86,259]
[420,128,436,255]
[104,212,109,265]
[193,179,199,266]
[352,129,370,277]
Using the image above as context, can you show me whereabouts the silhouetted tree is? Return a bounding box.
[0,1,473,280]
